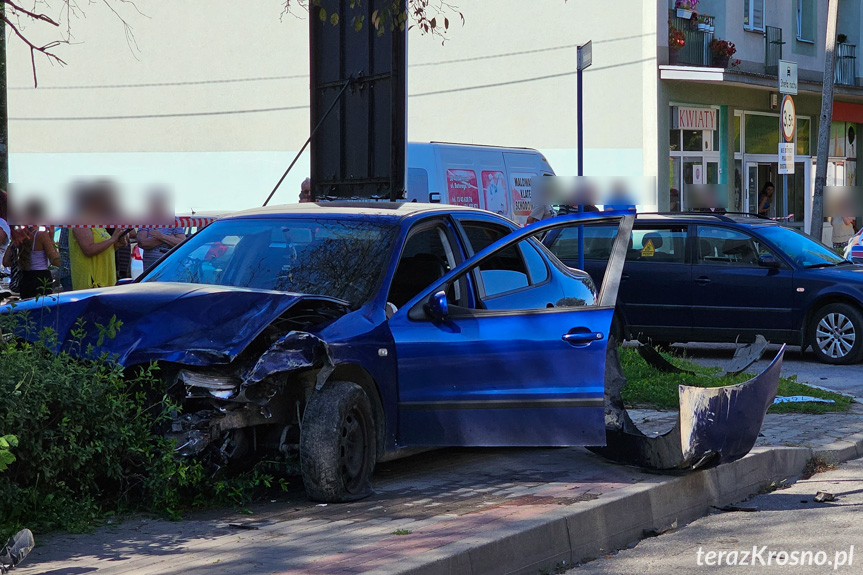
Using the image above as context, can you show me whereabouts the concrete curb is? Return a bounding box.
[391,442,862,575]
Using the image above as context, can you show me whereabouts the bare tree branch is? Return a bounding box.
[2,14,67,87]
[4,0,59,25]
[2,0,144,84]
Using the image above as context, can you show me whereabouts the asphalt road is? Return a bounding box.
[572,457,863,574]
[671,342,863,398]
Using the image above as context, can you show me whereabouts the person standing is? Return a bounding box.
[107,228,136,281]
[831,215,857,251]
[7,227,60,299]
[757,182,775,217]
[70,227,127,290]
[137,226,185,272]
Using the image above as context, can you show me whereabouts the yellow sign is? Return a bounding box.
[641,239,655,257]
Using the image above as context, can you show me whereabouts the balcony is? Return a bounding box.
[764,26,783,76]
[669,10,714,66]
[835,43,857,86]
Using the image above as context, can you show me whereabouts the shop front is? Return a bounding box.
[668,103,813,226]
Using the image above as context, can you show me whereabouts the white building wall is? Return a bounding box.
[8,0,649,211]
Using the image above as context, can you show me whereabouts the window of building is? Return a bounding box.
[796,0,816,43]
[683,130,703,152]
[744,113,780,154]
[670,129,681,152]
[734,114,742,153]
[743,0,765,32]
[797,117,811,156]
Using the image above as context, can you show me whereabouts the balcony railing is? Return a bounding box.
[669,10,713,66]
[764,26,783,75]
[835,43,857,86]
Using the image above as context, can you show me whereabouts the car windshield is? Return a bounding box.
[142,217,399,307]
[757,225,847,268]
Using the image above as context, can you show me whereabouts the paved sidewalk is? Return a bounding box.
[17,400,863,575]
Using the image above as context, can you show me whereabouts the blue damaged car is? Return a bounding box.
[5,204,632,502]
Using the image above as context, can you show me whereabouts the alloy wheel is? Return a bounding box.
[815,312,856,359]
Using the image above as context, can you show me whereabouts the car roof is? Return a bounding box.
[222,201,497,222]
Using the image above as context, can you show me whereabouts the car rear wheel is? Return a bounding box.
[300,380,376,502]
[808,303,863,365]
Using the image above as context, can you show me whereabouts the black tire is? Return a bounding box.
[300,380,376,502]
[808,303,863,365]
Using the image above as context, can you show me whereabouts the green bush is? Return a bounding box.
[0,313,288,538]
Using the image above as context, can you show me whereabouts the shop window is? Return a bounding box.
[796,0,816,43]
[830,122,846,157]
[734,115,741,153]
[797,118,810,156]
[683,130,703,152]
[743,0,765,32]
[744,113,780,155]
[670,129,681,152]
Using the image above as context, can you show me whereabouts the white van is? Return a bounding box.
[407,142,555,225]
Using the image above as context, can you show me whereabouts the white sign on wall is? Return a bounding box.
[778,60,798,95]
[693,164,704,184]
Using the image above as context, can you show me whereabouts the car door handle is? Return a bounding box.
[562,330,604,346]
[695,276,711,285]
[621,273,630,282]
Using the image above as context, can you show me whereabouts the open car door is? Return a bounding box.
[387,212,634,447]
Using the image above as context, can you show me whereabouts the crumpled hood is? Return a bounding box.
[3,282,345,367]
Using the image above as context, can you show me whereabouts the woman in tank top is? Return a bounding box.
[12,227,60,299]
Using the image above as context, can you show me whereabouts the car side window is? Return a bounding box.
[461,222,531,297]
[444,237,597,313]
[697,226,775,266]
[548,224,617,261]
[627,227,687,263]
[521,240,549,284]
[388,225,462,309]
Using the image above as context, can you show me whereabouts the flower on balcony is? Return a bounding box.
[669,25,686,49]
[709,38,737,58]
[675,0,699,10]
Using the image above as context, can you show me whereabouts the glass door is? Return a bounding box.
[682,156,704,210]
[746,162,759,215]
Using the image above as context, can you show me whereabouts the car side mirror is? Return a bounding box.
[758,254,781,269]
[425,290,448,321]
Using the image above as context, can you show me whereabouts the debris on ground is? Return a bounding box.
[814,491,835,503]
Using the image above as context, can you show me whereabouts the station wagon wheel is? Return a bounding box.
[808,303,863,365]
[300,380,376,502]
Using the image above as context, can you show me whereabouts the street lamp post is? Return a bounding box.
[577,41,592,271]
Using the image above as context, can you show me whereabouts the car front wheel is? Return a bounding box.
[300,380,376,502]
[808,303,863,365]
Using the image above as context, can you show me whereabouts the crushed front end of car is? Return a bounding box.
[2,283,351,472]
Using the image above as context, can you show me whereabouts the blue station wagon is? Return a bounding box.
[5,204,632,502]
[545,212,863,365]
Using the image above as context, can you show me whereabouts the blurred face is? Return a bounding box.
[766,186,775,197]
